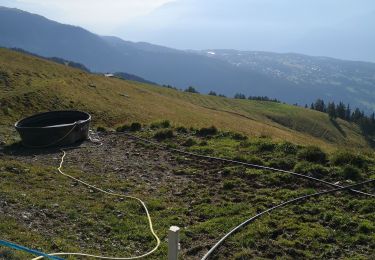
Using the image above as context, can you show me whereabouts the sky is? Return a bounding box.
[1,0,374,61]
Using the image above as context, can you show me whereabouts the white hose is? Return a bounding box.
[32,144,160,259]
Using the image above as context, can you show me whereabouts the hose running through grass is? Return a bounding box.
[31,139,161,260]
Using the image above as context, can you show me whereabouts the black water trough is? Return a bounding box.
[15,111,91,148]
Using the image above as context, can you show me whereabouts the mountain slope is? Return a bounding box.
[0,48,370,151]
[1,6,374,113]
[194,49,375,111]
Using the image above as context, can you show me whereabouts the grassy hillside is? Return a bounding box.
[0,47,371,151]
[0,48,374,259]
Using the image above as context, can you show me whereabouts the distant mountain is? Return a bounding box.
[0,6,374,112]
[193,49,375,112]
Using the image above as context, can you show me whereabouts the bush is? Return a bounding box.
[230,132,248,141]
[268,158,296,170]
[183,138,197,147]
[233,155,264,165]
[176,126,188,133]
[196,126,218,136]
[297,146,327,164]
[96,126,107,132]
[331,151,367,169]
[116,124,130,132]
[342,165,362,181]
[154,129,174,141]
[294,162,328,178]
[116,122,142,132]
[277,141,298,154]
[129,122,142,131]
[254,140,276,152]
[150,120,171,129]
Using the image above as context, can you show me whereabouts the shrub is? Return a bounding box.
[268,158,296,170]
[196,126,218,136]
[342,165,362,181]
[294,162,328,178]
[96,126,107,132]
[297,146,327,164]
[116,124,130,132]
[277,141,298,154]
[154,129,174,141]
[183,138,197,147]
[254,140,276,152]
[150,120,171,129]
[129,122,142,131]
[233,155,264,165]
[331,151,367,169]
[176,126,188,133]
[116,122,141,132]
[231,132,248,141]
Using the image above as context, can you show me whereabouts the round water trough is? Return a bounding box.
[15,111,91,148]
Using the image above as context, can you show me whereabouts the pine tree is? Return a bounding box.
[327,102,336,119]
[234,93,246,99]
[336,102,346,119]
[345,104,351,121]
[351,108,363,122]
[184,86,199,93]
[314,99,326,112]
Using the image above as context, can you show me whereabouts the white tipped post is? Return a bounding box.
[168,226,180,260]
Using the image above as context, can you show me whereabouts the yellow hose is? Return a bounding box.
[32,146,160,259]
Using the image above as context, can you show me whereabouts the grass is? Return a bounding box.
[0,126,374,259]
[0,48,372,151]
[0,47,374,259]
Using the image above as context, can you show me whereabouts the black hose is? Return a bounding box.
[200,178,375,259]
[120,132,375,198]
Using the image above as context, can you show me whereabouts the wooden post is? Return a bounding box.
[168,226,180,260]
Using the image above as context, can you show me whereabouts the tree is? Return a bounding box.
[345,104,351,121]
[208,91,217,96]
[185,86,199,93]
[336,102,346,120]
[234,93,246,99]
[327,102,336,119]
[351,108,363,122]
[314,99,326,112]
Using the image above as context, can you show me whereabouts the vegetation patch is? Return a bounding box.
[196,126,218,137]
[154,129,175,141]
[297,146,327,164]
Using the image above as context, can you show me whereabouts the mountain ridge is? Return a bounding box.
[0,6,374,113]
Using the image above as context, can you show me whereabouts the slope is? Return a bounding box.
[0,48,370,151]
[2,6,375,113]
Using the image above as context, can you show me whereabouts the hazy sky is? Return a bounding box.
[1,0,374,61]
